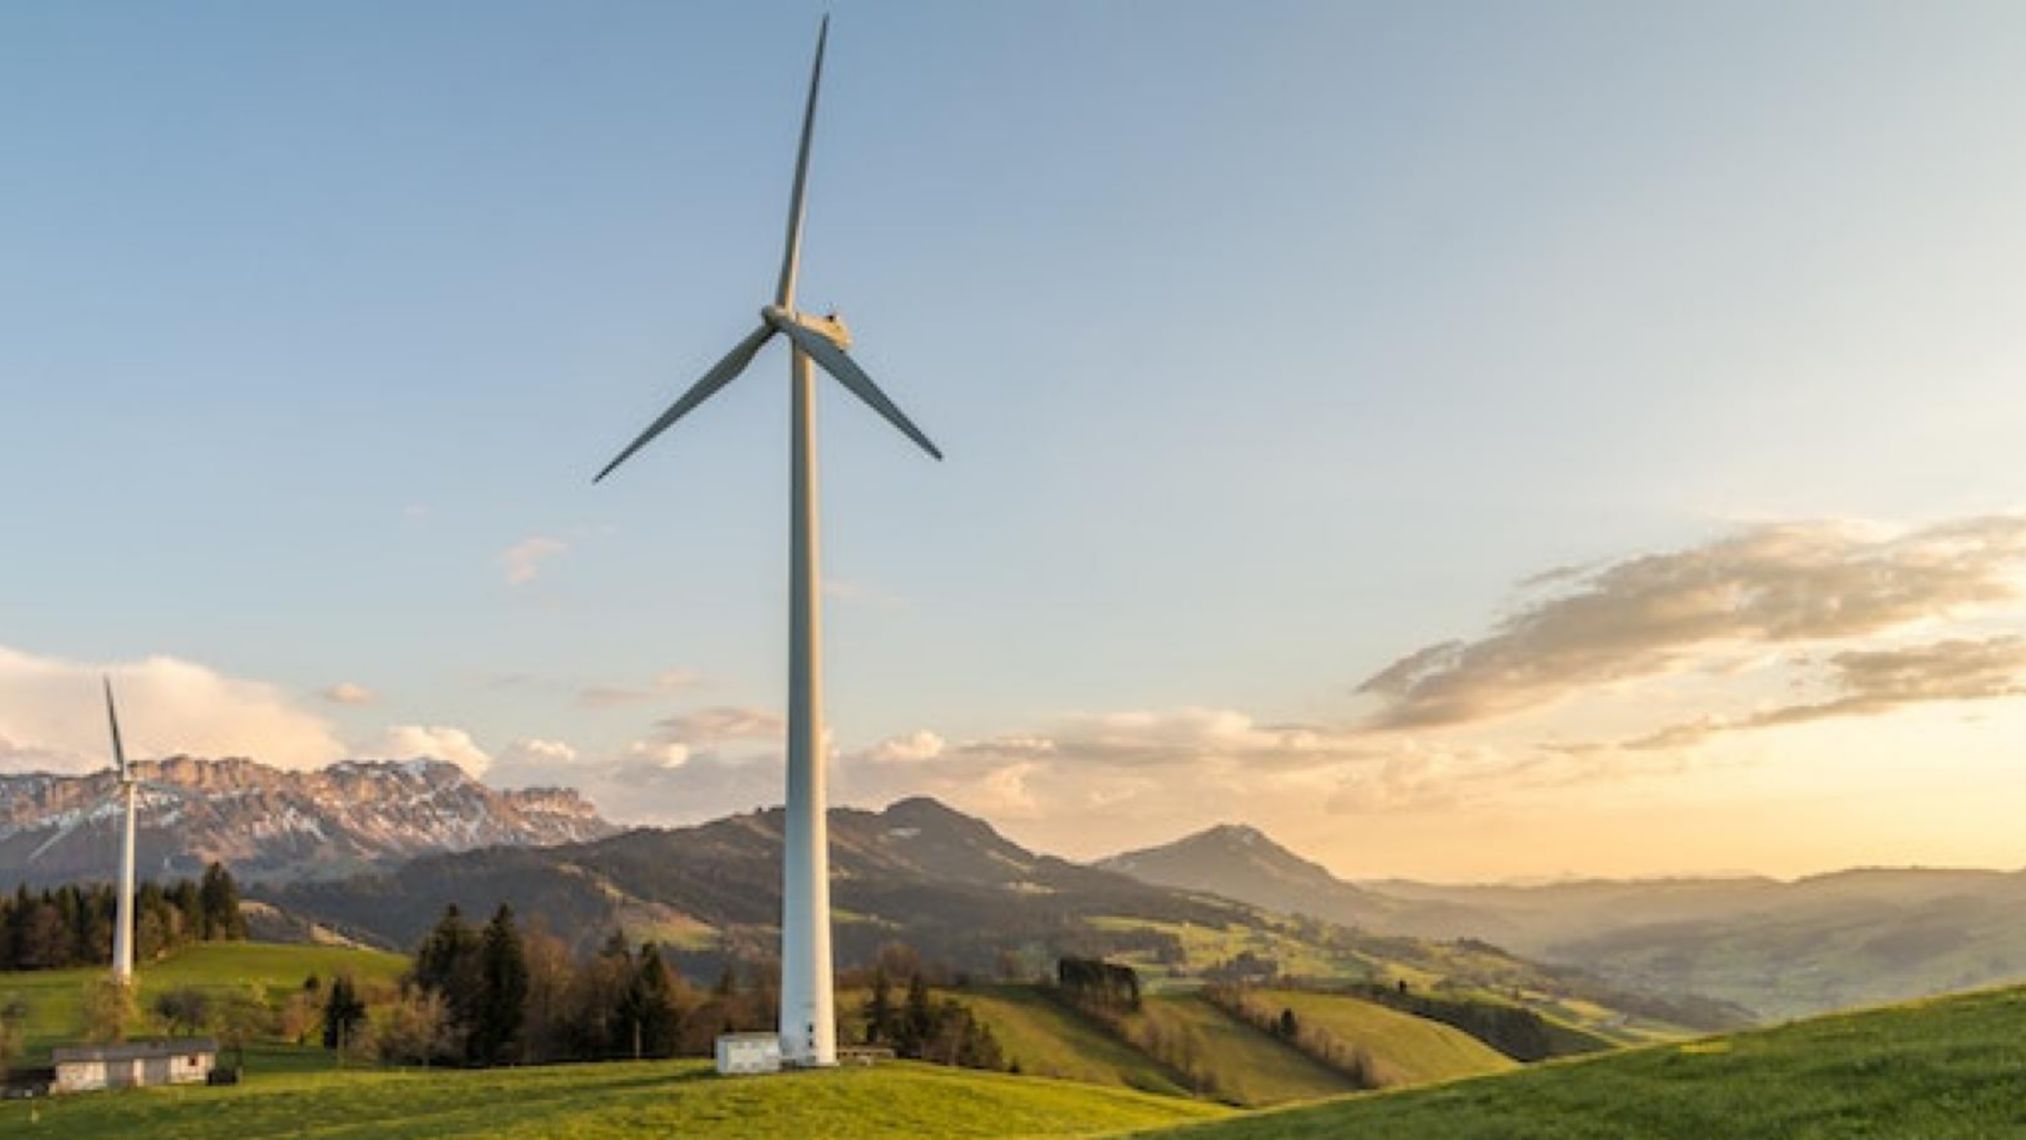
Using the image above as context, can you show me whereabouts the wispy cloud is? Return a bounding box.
[576,669,703,709]
[500,536,568,585]
[1358,516,2026,730]
[1626,635,2026,749]
[320,681,375,706]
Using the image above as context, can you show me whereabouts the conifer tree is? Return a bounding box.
[413,904,483,1049]
[901,972,933,1055]
[198,863,247,940]
[322,974,367,1053]
[864,966,894,1045]
[472,904,528,1064]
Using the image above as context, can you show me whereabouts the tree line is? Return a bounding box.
[0,864,246,970]
[308,906,1011,1075]
[317,904,779,1067]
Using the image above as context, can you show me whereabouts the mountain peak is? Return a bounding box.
[0,754,614,886]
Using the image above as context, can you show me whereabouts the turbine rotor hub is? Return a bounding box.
[762,305,854,351]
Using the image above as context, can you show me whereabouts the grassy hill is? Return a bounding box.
[1249,989,1517,1086]
[1130,983,2026,1139]
[2,1059,1229,1139]
[954,986,1190,1095]
[0,941,407,1062]
[1129,994,1360,1106]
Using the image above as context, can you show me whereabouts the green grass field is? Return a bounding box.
[1130,984,2026,1139]
[3,1058,1231,1139]
[0,941,408,1061]
[957,986,1189,1096]
[1250,989,1516,1086]
[1132,994,1358,1107]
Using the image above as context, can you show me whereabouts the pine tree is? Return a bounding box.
[198,863,247,941]
[621,943,688,1058]
[900,972,933,1056]
[413,904,483,1050]
[864,967,894,1045]
[471,905,528,1065]
[322,974,367,1053]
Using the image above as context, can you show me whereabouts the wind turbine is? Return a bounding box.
[103,677,139,986]
[592,16,940,1068]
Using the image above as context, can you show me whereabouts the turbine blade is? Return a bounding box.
[774,320,943,461]
[103,676,127,780]
[774,15,829,307]
[594,323,776,482]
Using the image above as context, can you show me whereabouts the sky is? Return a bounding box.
[7,2,2026,881]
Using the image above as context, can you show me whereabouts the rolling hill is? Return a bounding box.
[1243,989,1516,1086]
[0,1058,1231,1139]
[0,941,408,1063]
[1099,826,1495,940]
[1107,824,2026,1021]
[1133,982,2026,1139]
[252,797,1714,1046]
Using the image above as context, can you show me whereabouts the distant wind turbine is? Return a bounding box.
[103,678,139,986]
[592,16,940,1067]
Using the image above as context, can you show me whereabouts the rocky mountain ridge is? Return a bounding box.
[0,755,614,885]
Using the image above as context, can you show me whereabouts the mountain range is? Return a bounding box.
[4,756,2021,1023]
[1106,824,2026,1019]
[0,756,614,886]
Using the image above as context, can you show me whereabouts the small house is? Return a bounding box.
[51,1038,217,1094]
[714,1032,782,1075]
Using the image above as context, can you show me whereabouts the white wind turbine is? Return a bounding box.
[592,16,940,1067]
[103,677,140,986]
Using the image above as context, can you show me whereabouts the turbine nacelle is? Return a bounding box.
[762,305,853,351]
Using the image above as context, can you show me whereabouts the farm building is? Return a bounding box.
[51,1038,217,1093]
[715,1032,782,1075]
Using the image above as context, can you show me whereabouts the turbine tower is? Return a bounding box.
[104,677,139,986]
[593,16,941,1067]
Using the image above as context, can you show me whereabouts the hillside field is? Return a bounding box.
[1250,989,1516,1086]
[955,986,1190,1096]
[1133,983,2026,1139]
[1,1058,1230,1139]
[0,941,407,1062]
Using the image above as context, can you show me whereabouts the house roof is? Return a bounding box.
[52,1038,218,1064]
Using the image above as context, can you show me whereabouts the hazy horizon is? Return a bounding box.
[10,2,2026,881]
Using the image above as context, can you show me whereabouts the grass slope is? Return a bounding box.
[4,1059,1230,1139]
[1131,984,2026,1139]
[1137,994,1358,1107]
[957,987,1189,1096]
[1252,989,1517,1086]
[0,942,407,1061]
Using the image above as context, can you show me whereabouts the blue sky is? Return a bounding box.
[8,3,2026,878]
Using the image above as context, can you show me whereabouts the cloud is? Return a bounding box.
[857,730,946,765]
[500,537,567,585]
[321,682,375,706]
[1627,635,2026,749]
[1359,516,2026,730]
[576,669,703,709]
[651,705,785,748]
[0,645,348,774]
[367,725,492,777]
[834,709,1392,830]
[485,737,581,787]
